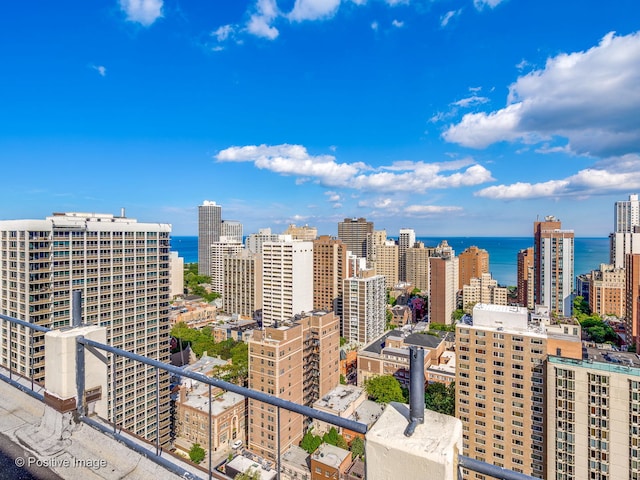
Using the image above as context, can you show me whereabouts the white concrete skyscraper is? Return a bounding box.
[398,228,415,282]
[343,269,386,344]
[610,194,640,268]
[261,240,313,327]
[198,200,222,276]
[0,212,172,445]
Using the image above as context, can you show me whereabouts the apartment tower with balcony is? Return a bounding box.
[337,218,373,260]
[458,245,489,290]
[0,212,172,445]
[312,236,347,329]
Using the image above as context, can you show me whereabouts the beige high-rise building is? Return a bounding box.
[588,263,625,318]
[461,272,508,312]
[261,240,313,327]
[0,212,172,445]
[248,310,339,460]
[517,247,534,309]
[367,229,387,265]
[458,245,489,290]
[312,236,347,329]
[338,218,373,259]
[343,269,386,345]
[406,242,434,293]
[223,249,262,318]
[534,216,574,316]
[456,304,581,480]
[284,224,318,241]
[374,240,399,289]
[398,228,416,282]
[198,200,222,276]
[429,241,458,325]
[210,239,243,295]
[221,220,243,243]
[547,348,640,480]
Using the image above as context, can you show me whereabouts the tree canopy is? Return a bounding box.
[424,381,455,416]
[189,443,205,464]
[573,296,617,344]
[364,375,405,404]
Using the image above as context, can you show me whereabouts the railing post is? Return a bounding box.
[29,327,34,390]
[76,335,85,416]
[156,367,160,456]
[208,384,212,480]
[405,346,425,437]
[112,353,118,434]
[8,321,12,380]
[72,290,83,327]
[276,406,281,480]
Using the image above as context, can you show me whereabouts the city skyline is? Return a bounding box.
[1,1,639,237]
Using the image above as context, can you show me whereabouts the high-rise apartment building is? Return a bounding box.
[429,241,458,325]
[337,218,373,259]
[534,216,574,317]
[221,220,243,243]
[248,310,339,460]
[374,240,399,289]
[456,304,581,480]
[516,247,534,309]
[198,200,222,276]
[284,224,318,241]
[0,212,172,445]
[246,228,281,254]
[223,249,262,318]
[461,272,507,312]
[210,239,243,295]
[547,348,640,480]
[588,263,625,318]
[610,194,640,268]
[458,246,489,290]
[343,269,386,345]
[398,228,416,282]
[406,242,434,292]
[626,254,640,350]
[261,240,313,327]
[312,236,347,326]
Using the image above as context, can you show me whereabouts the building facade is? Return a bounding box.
[343,270,386,345]
[337,218,373,259]
[261,240,313,328]
[284,224,318,241]
[221,220,243,243]
[398,228,416,282]
[458,246,489,290]
[534,216,574,317]
[374,240,399,290]
[406,242,434,293]
[517,247,534,309]
[210,239,243,295]
[429,241,458,325]
[461,272,508,312]
[589,263,625,319]
[0,212,172,445]
[198,200,222,276]
[223,249,262,319]
[312,236,347,328]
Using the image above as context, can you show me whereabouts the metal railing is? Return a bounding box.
[0,311,541,480]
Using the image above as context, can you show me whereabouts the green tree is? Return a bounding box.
[340,336,347,347]
[322,427,348,449]
[300,430,323,454]
[429,323,456,333]
[364,375,405,404]
[350,436,365,459]
[340,374,346,385]
[189,443,206,464]
[424,382,455,416]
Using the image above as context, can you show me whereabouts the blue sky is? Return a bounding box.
[1,0,639,237]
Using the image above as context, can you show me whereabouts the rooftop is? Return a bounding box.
[312,443,350,469]
[315,385,365,414]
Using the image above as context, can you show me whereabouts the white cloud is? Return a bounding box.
[385,0,409,5]
[452,95,489,108]
[371,21,379,31]
[247,0,280,39]
[216,144,494,193]
[405,205,463,215]
[289,0,341,22]
[440,9,461,27]
[119,0,163,26]
[476,154,640,199]
[392,19,404,28]
[212,24,235,42]
[473,0,506,10]
[325,191,342,202]
[92,65,106,77]
[444,31,640,158]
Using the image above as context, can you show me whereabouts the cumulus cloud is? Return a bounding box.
[216,144,494,193]
[289,0,341,21]
[392,19,404,28]
[405,205,463,215]
[371,21,379,31]
[247,0,280,39]
[119,0,163,26]
[476,154,640,199]
[325,191,342,202]
[444,31,640,158]
[212,24,235,42]
[440,9,462,27]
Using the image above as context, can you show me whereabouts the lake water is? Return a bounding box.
[171,236,610,287]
